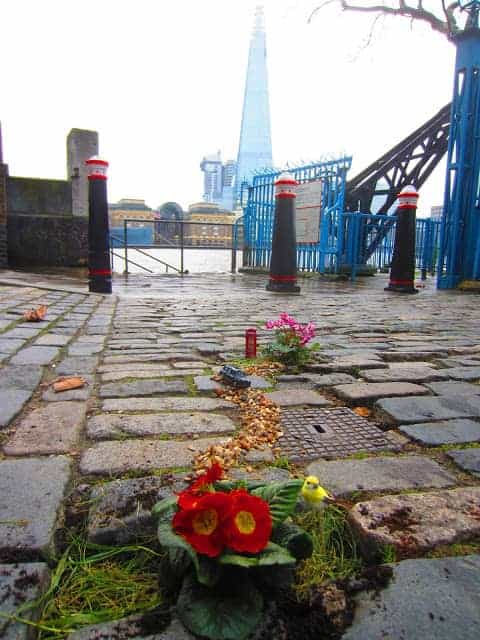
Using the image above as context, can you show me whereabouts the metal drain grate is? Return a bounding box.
[278,407,399,463]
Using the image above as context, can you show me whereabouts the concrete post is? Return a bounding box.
[87,157,112,294]
[67,129,99,217]
[385,186,419,294]
[266,172,300,294]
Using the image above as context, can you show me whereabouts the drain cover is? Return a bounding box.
[278,407,399,463]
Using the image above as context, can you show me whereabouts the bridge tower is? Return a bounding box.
[438,0,480,288]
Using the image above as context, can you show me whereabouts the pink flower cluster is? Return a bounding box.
[265,313,316,346]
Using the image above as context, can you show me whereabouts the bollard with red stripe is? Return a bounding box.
[86,156,112,294]
[385,185,419,294]
[266,172,301,294]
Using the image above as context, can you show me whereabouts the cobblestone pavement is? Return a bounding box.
[0,271,480,638]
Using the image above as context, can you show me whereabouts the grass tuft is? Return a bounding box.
[293,505,363,599]
[34,536,164,638]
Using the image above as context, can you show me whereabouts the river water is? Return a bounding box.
[111,248,243,274]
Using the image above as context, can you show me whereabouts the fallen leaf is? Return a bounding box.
[353,406,372,418]
[52,377,86,393]
[23,305,47,322]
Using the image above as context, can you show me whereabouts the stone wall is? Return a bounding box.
[0,164,7,268]
[7,177,72,217]
[7,215,88,267]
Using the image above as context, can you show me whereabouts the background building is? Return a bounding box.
[186,202,235,246]
[109,198,154,227]
[200,152,237,212]
[430,205,443,221]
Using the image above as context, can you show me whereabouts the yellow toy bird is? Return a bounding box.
[301,475,334,511]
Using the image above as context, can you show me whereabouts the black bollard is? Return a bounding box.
[266,172,300,293]
[385,185,419,294]
[86,157,112,294]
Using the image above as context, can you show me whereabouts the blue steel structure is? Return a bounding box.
[438,0,480,288]
[235,6,273,201]
[243,157,351,272]
[243,158,440,281]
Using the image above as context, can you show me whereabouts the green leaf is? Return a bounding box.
[177,572,264,640]
[152,496,177,522]
[251,480,303,524]
[272,521,314,561]
[197,555,222,587]
[157,524,220,587]
[219,542,295,568]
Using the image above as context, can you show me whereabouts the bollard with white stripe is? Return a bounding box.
[266,172,301,294]
[385,185,419,294]
[86,157,112,294]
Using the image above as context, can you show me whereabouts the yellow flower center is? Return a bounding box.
[192,509,218,536]
[235,510,256,535]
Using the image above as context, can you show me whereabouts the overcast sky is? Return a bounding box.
[1,0,455,217]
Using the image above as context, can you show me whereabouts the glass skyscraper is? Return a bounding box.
[235,5,273,199]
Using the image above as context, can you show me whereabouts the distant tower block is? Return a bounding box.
[67,129,98,217]
[235,5,273,198]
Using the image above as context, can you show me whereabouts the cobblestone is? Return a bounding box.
[3,402,86,455]
[306,455,455,496]
[87,412,236,439]
[0,563,50,639]
[349,487,480,559]
[80,437,230,475]
[0,456,71,559]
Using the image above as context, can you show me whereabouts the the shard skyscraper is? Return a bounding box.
[235,5,273,200]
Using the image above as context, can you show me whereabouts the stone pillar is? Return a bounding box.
[67,129,98,217]
[0,123,8,267]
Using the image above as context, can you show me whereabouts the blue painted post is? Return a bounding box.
[266,172,300,293]
[438,2,480,288]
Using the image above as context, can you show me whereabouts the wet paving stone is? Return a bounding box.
[54,356,99,375]
[10,346,60,365]
[399,419,480,445]
[102,396,235,412]
[87,412,236,439]
[446,449,480,478]
[349,487,480,560]
[279,407,399,462]
[87,476,175,544]
[99,379,189,398]
[439,366,480,381]
[0,389,33,427]
[343,555,480,640]
[80,436,230,475]
[332,382,429,402]
[264,389,331,407]
[67,342,104,356]
[0,338,26,353]
[0,562,50,640]
[424,380,480,395]
[359,366,449,383]
[306,455,455,497]
[66,615,195,640]
[0,456,71,559]
[0,364,43,391]
[377,395,480,425]
[3,402,86,455]
[306,372,358,387]
[34,333,72,347]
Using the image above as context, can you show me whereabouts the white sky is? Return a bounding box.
[1,0,456,217]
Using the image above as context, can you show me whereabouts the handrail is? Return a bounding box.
[110,234,184,274]
[110,248,153,273]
